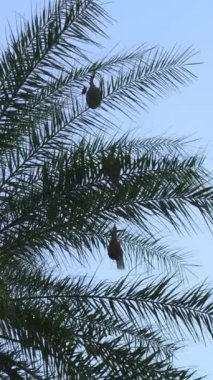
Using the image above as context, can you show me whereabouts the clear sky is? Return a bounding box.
[0,0,213,378]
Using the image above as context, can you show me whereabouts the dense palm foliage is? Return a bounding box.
[0,0,212,378]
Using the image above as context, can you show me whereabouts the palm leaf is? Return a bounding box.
[0,265,206,378]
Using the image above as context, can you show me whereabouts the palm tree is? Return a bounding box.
[0,0,212,378]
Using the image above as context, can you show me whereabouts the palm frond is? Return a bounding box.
[0,266,206,378]
[100,46,198,115]
[119,230,194,278]
[0,0,111,150]
[0,136,212,269]
[3,266,213,343]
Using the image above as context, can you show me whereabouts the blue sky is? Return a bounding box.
[0,0,213,377]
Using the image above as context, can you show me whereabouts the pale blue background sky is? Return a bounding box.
[0,0,213,378]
